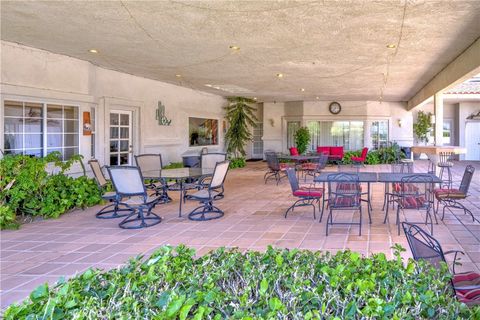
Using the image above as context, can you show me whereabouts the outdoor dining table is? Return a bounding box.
[278,154,323,162]
[143,167,213,217]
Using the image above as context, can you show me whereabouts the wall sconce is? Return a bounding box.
[398,119,403,127]
[269,118,275,127]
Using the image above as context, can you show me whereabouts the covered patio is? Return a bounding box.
[2,160,480,308]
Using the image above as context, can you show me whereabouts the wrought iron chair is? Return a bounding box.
[88,159,131,219]
[382,163,416,212]
[285,168,324,220]
[402,222,480,307]
[324,173,362,236]
[434,165,477,222]
[301,154,328,182]
[264,152,289,185]
[135,154,170,203]
[186,160,230,221]
[390,174,434,235]
[107,166,162,229]
[337,164,372,218]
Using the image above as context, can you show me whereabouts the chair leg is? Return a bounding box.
[396,205,401,236]
[359,206,362,236]
[326,208,333,236]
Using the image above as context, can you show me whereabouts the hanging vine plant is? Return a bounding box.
[224,97,258,162]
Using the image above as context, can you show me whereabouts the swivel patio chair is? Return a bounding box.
[324,173,363,236]
[285,168,324,220]
[389,174,434,235]
[184,152,227,201]
[434,165,477,222]
[264,152,289,185]
[88,159,131,219]
[107,166,162,229]
[437,152,454,189]
[402,222,480,307]
[135,154,170,203]
[186,160,230,221]
[351,147,368,166]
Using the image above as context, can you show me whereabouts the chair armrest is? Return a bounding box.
[453,284,480,291]
[444,250,464,274]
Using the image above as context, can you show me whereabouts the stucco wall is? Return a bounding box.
[1,41,226,167]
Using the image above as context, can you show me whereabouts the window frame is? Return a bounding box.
[370,120,389,150]
[2,99,81,160]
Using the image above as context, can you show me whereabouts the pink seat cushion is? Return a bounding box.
[317,146,330,155]
[392,183,419,193]
[293,187,323,198]
[351,156,364,162]
[333,196,360,207]
[330,147,344,158]
[301,163,317,170]
[453,272,480,306]
[400,196,427,209]
[289,147,299,156]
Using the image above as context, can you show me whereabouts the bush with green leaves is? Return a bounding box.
[342,145,403,165]
[294,127,310,155]
[163,162,184,169]
[229,157,246,169]
[0,153,102,229]
[224,97,258,158]
[5,245,479,319]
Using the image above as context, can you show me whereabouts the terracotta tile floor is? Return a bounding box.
[1,160,479,308]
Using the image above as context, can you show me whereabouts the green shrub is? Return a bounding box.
[229,157,246,169]
[342,151,361,164]
[163,162,184,169]
[5,246,478,319]
[342,145,403,165]
[294,127,310,155]
[0,153,102,229]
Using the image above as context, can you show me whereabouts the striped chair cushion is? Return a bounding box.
[332,195,360,207]
[301,163,318,170]
[453,272,480,306]
[399,196,427,209]
[392,183,419,193]
[434,188,466,200]
[337,183,362,192]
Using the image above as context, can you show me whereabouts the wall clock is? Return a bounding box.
[329,101,341,114]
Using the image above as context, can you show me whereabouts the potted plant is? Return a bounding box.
[294,126,310,155]
[224,97,258,168]
[413,110,433,159]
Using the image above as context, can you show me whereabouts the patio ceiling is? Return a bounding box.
[1,1,480,102]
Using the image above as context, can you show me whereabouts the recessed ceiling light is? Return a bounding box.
[276,73,284,78]
[316,96,319,100]
[386,44,396,49]
[301,88,305,92]
[88,49,98,53]
[229,45,240,51]
[253,97,257,100]
[175,74,182,78]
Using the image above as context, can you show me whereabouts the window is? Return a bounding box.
[443,120,453,145]
[189,117,218,146]
[3,100,79,160]
[371,120,389,149]
[307,121,364,151]
[286,121,300,148]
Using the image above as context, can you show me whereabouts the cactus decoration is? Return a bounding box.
[156,101,172,126]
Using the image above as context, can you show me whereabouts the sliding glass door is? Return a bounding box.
[307,120,364,151]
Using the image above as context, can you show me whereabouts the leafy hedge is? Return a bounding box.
[229,157,246,169]
[5,246,478,319]
[0,153,102,229]
[342,145,404,165]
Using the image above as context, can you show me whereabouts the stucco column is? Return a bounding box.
[434,92,444,146]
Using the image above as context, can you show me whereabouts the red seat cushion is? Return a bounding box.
[400,196,427,209]
[392,183,419,193]
[337,183,362,192]
[434,188,466,200]
[317,146,330,155]
[289,147,299,156]
[333,195,360,207]
[279,163,289,170]
[330,147,344,158]
[453,272,480,306]
[301,163,318,170]
[351,156,364,162]
[293,188,323,198]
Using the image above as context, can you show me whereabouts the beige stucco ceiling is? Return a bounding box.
[1,0,480,102]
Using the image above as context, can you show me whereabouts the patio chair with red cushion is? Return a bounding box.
[403,222,480,307]
[264,151,289,185]
[351,147,368,166]
[434,165,477,222]
[329,146,344,164]
[289,147,299,156]
[301,154,329,181]
[285,168,324,220]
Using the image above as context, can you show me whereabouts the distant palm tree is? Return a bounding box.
[224,97,258,158]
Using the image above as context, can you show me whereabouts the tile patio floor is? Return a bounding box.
[1,160,480,308]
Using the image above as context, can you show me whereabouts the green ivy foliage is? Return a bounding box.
[229,157,246,169]
[0,153,102,229]
[5,246,478,319]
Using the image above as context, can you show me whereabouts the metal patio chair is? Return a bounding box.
[390,174,434,235]
[301,154,328,182]
[135,153,170,202]
[264,152,289,185]
[434,165,477,222]
[107,166,162,229]
[285,168,324,220]
[338,164,372,218]
[186,160,230,221]
[88,159,131,219]
[325,173,362,236]
[382,163,416,212]
[402,222,480,307]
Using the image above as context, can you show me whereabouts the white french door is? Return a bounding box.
[109,110,133,165]
[252,122,264,158]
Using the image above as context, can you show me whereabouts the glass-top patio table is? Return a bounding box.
[143,168,213,217]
